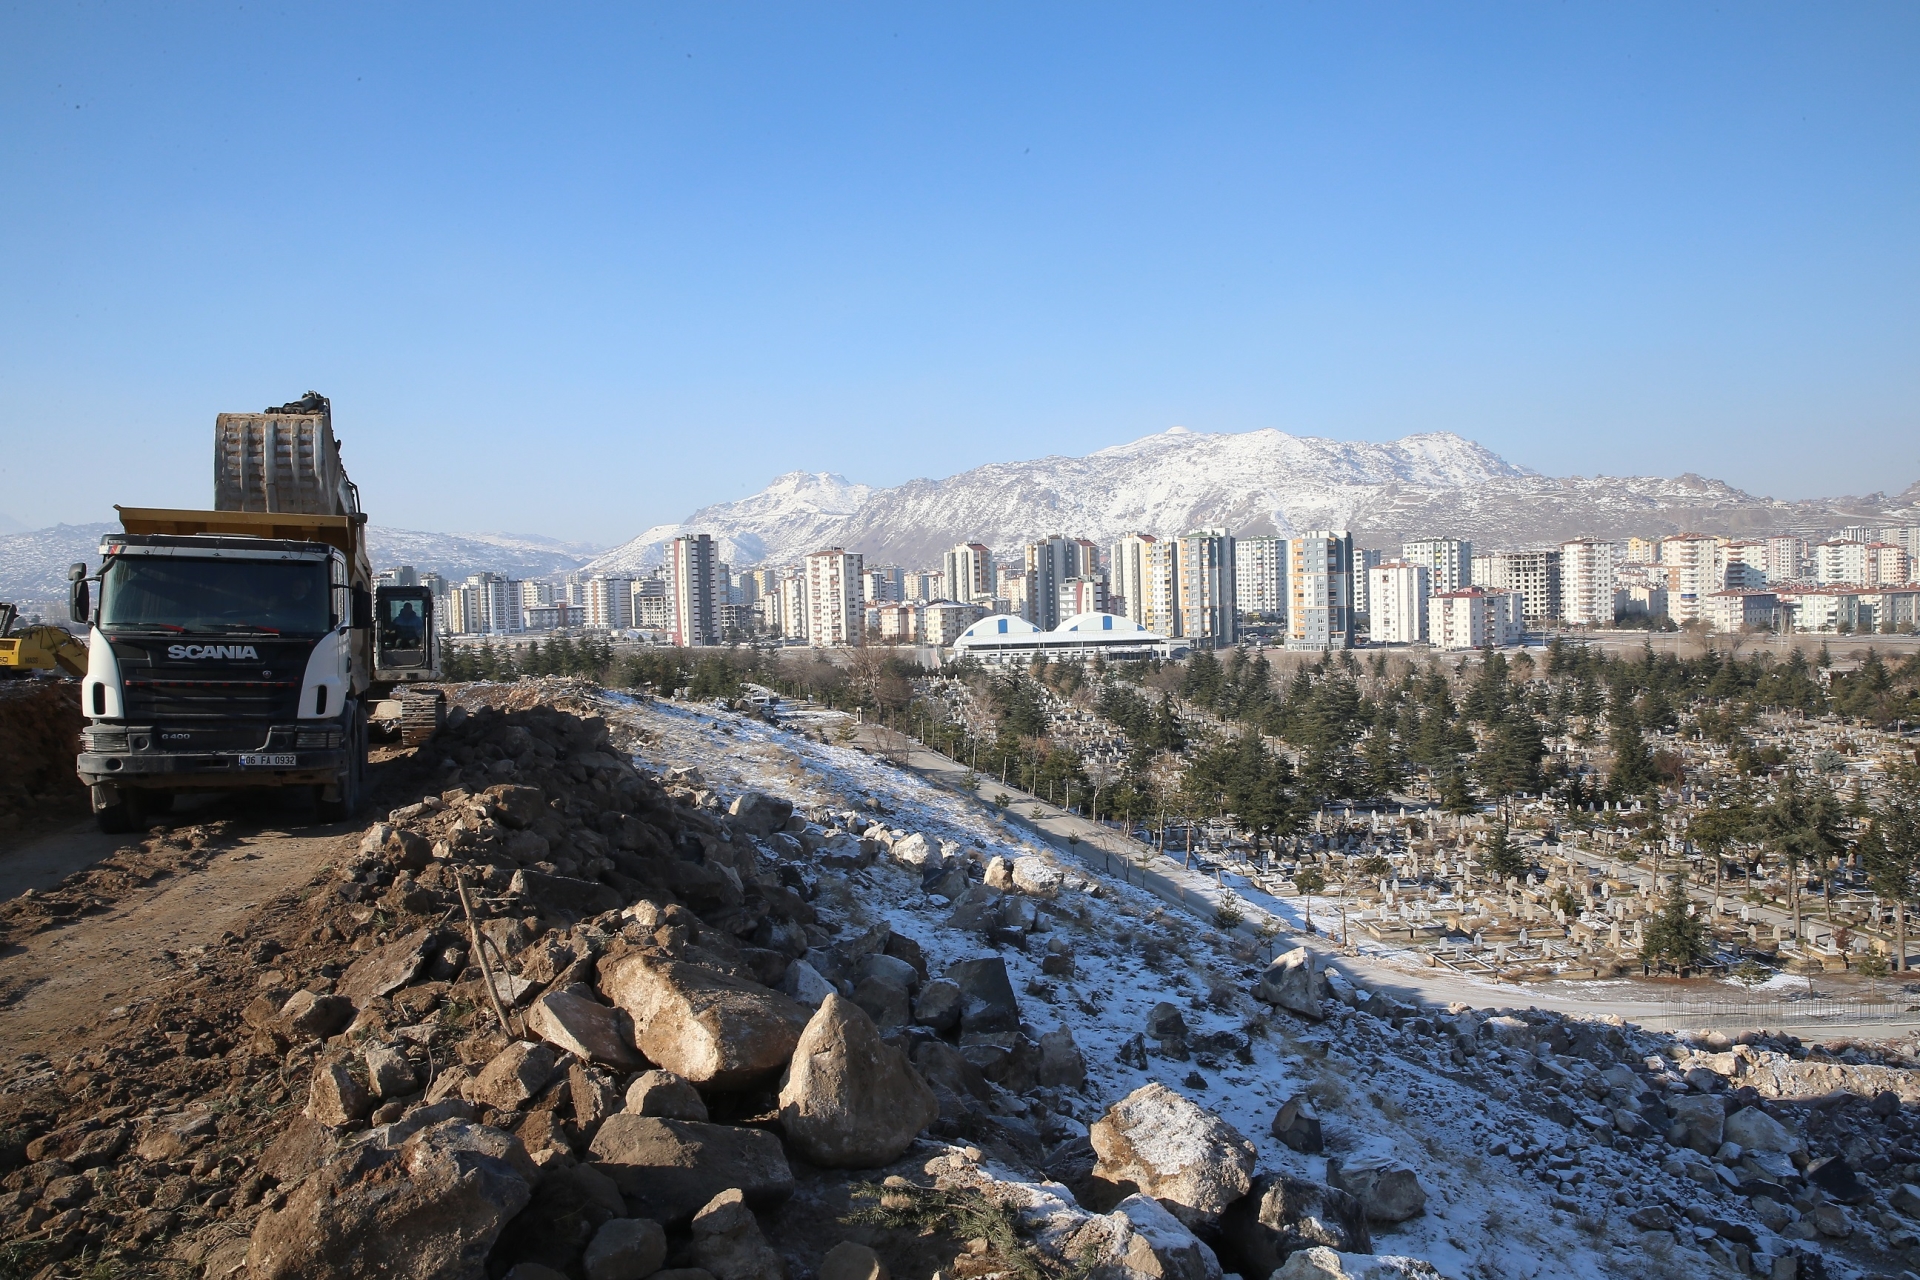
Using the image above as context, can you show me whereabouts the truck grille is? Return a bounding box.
[121,679,302,722]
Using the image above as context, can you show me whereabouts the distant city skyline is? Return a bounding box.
[2,5,1915,541]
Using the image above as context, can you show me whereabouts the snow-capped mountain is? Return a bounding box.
[0,523,602,600]
[587,426,1900,570]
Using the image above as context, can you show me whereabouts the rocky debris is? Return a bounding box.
[1090,1083,1257,1229]
[307,1056,374,1127]
[729,792,794,838]
[1325,1156,1427,1224]
[527,987,643,1069]
[1272,1247,1443,1280]
[944,957,1020,1035]
[1667,1094,1726,1156]
[1218,1173,1372,1276]
[469,1041,560,1111]
[1271,1096,1325,1154]
[691,1188,786,1280]
[1068,1192,1223,1280]
[600,950,811,1089]
[1254,948,1327,1020]
[587,1116,794,1226]
[246,1119,533,1280]
[1037,1026,1088,1090]
[1010,855,1061,898]
[777,994,939,1168]
[819,1241,888,1280]
[584,1216,668,1280]
[625,1070,710,1122]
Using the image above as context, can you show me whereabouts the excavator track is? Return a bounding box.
[398,688,446,746]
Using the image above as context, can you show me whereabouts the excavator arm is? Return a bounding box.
[0,606,88,678]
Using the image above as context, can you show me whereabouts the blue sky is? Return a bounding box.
[2,4,1915,544]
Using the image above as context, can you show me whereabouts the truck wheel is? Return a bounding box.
[95,796,141,834]
[315,709,367,823]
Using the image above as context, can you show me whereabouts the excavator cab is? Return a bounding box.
[370,584,446,746]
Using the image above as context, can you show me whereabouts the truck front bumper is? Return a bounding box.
[78,745,349,791]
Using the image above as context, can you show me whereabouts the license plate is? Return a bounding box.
[238,753,298,767]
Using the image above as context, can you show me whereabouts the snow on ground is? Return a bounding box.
[598,692,1776,1280]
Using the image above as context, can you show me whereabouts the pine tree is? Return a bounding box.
[1482,820,1527,882]
[1440,767,1476,816]
[1643,876,1712,972]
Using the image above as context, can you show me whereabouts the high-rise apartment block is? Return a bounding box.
[449,573,522,635]
[1471,549,1560,622]
[1025,536,1095,630]
[1234,535,1286,620]
[1558,539,1617,626]
[1658,534,1721,624]
[1350,548,1385,619]
[861,565,904,603]
[1110,533,1159,628]
[942,543,992,603]
[1431,587,1524,650]
[583,575,633,630]
[804,548,863,647]
[1367,560,1429,644]
[1177,529,1236,647]
[1401,538,1473,594]
[1764,536,1809,583]
[1287,531,1355,650]
[669,534,721,647]
[1058,576,1109,619]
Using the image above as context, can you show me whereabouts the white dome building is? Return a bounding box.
[949,612,1181,665]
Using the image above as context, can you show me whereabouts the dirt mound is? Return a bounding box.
[0,681,84,838]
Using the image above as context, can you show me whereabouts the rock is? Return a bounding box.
[505,1267,570,1280]
[487,784,548,829]
[1807,1202,1851,1237]
[1627,1205,1673,1231]
[1011,856,1061,897]
[882,932,929,980]
[851,977,912,1030]
[1805,1155,1869,1205]
[729,792,794,838]
[778,993,939,1168]
[1271,1096,1324,1154]
[1480,1016,1534,1049]
[1889,1183,1920,1218]
[135,1112,214,1163]
[691,1188,785,1280]
[572,1064,625,1136]
[1146,1002,1189,1042]
[1724,1106,1798,1156]
[1254,948,1327,1020]
[1327,1156,1427,1224]
[600,950,811,1089]
[1037,1026,1088,1090]
[1090,1082,1256,1229]
[626,1070,710,1122]
[365,1045,419,1100]
[587,1117,794,1226]
[1073,1192,1224,1280]
[1271,1248,1442,1280]
[1218,1173,1371,1276]
[340,929,443,1004]
[1668,1095,1725,1156]
[891,833,942,871]
[912,979,963,1032]
[983,856,1013,889]
[308,1057,375,1127]
[858,952,920,992]
[280,989,356,1040]
[470,1041,559,1111]
[584,1217,669,1280]
[779,959,836,1008]
[246,1119,533,1280]
[510,868,623,915]
[819,1241,889,1280]
[529,988,643,1069]
[945,957,1020,1035]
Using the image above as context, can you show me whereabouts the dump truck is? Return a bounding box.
[71,393,443,832]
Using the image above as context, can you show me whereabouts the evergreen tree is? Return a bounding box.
[1482,819,1527,882]
[1643,876,1712,971]
[1440,767,1477,816]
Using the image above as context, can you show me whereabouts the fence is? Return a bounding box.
[1639,993,1920,1032]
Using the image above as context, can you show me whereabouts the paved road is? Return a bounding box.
[855,723,1920,1035]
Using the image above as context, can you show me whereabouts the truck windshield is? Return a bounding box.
[99,557,331,635]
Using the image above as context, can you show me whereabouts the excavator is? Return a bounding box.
[0,603,88,677]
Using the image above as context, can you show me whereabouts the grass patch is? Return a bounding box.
[847,1182,1088,1280]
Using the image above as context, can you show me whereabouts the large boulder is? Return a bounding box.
[730,792,794,838]
[1037,1026,1088,1090]
[468,1041,559,1111]
[778,994,939,1168]
[890,833,943,871]
[1271,1097,1324,1154]
[584,1217,668,1280]
[944,957,1020,1035]
[1219,1173,1370,1275]
[1067,1192,1223,1280]
[1011,856,1061,898]
[1272,1248,1443,1280]
[1254,948,1327,1021]
[587,1116,794,1226]
[307,1057,374,1127]
[1326,1156,1427,1224]
[625,1070,710,1122]
[690,1188,785,1280]
[600,950,811,1089]
[1668,1095,1726,1156]
[528,988,643,1069]
[1724,1105,1799,1156]
[1090,1083,1256,1229]
[245,1120,533,1280]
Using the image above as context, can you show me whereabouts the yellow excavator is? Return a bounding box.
[0,603,88,678]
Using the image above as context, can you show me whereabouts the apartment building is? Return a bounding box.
[942,543,992,604]
[668,534,722,647]
[582,575,633,630]
[448,573,521,635]
[901,569,944,603]
[1706,590,1779,634]
[1431,588,1524,650]
[1814,541,1868,586]
[1026,536,1096,630]
[1764,535,1809,584]
[1658,534,1722,624]
[804,548,863,647]
[1287,530,1355,650]
[1234,535,1286,619]
[1178,529,1237,648]
[1058,575,1109,619]
[1110,533,1159,628]
[631,578,672,632]
[1366,560,1429,645]
[920,601,985,647]
[1471,548,1561,622]
[1558,539,1617,626]
[861,565,904,603]
[1401,538,1472,593]
[1144,538,1182,639]
[1350,549,1385,620]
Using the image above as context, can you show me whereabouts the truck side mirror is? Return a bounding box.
[69,563,89,624]
[351,587,372,630]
